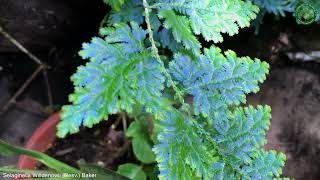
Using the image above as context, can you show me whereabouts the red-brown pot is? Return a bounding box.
[17,112,60,169]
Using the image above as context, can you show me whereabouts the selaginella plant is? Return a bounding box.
[57,0,287,179]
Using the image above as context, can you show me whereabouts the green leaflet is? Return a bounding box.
[117,163,146,180]
[126,117,156,163]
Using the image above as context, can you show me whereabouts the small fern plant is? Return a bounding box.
[57,0,287,179]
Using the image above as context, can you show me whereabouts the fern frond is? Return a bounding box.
[158,9,201,55]
[98,22,146,54]
[152,105,285,179]
[58,1,287,179]
[213,105,271,166]
[153,110,216,180]
[57,23,165,138]
[203,105,285,179]
[156,0,259,42]
[241,150,286,179]
[169,46,269,120]
[107,0,144,25]
[154,28,184,53]
[210,150,285,179]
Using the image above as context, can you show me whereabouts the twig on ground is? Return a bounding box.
[0,26,53,113]
[42,69,53,106]
[111,115,122,130]
[0,66,43,114]
[55,147,75,156]
[122,113,127,131]
[0,26,47,67]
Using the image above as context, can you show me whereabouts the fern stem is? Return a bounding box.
[143,0,216,157]
[142,0,185,106]
[143,1,248,178]
[143,0,218,166]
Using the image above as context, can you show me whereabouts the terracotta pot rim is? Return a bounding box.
[17,112,60,169]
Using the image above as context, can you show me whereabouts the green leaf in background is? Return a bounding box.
[0,166,54,174]
[117,163,146,180]
[143,164,159,180]
[126,117,155,163]
[0,140,79,174]
[103,0,126,11]
[127,103,143,119]
[132,138,155,164]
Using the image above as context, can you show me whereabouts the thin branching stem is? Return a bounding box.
[142,1,248,177]
[143,0,186,107]
[143,0,217,157]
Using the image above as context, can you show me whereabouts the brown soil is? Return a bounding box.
[43,115,135,170]
[248,64,320,179]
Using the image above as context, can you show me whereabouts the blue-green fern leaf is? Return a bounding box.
[154,28,185,53]
[153,110,216,180]
[158,9,201,55]
[98,22,146,54]
[169,46,269,121]
[107,0,144,25]
[57,22,165,138]
[152,105,285,179]
[156,0,259,43]
[58,1,287,179]
[241,150,286,179]
[213,105,271,166]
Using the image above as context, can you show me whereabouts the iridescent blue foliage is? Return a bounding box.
[169,46,269,122]
[58,0,287,179]
[57,22,165,137]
